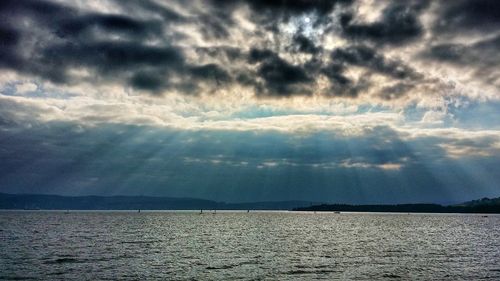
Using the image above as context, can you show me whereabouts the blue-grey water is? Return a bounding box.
[1,211,499,280]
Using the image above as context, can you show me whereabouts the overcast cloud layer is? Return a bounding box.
[0,0,499,203]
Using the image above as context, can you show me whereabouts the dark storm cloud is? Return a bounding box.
[0,0,71,19]
[318,45,422,98]
[0,26,20,47]
[379,83,415,101]
[320,64,349,86]
[189,64,232,85]
[340,1,429,45]
[210,0,352,18]
[0,0,240,94]
[424,1,500,87]
[0,0,497,98]
[424,36,500,66]
[433,0,500,34]
[195,46,244,62]
[419,1,500,89]
[421,35,500,88]
[246,0,351,14]
[241,0,354,29]
[28,41,185,85]
[320,62,368,98]
[55,14,163,40]
[129,71,168,92]
[243,44,422,98]
[332,45,420,80]
[0,0,166,80]
[0,26,21,71]
[247,49,313,96]
[196,12,233,40]
[204,0,355,40]
[116,0,186,23]
[42,42,184,72]
[290,34,321,54]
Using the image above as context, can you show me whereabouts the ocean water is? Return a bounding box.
[1,211,499,280]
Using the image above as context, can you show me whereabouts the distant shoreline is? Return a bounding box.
[0,193,313,211]
[1,193,499,213]
[293,203,500,214]
[0,209,499,215]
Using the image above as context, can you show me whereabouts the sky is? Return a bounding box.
[0,0,499,204]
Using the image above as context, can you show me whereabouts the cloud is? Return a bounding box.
[247,48,313,97]
[209,0,352,20]
[0,0,497,103]
[1,120,498,202]
[433,0,500,35]
[340,1,429,45]
[0,0,499,203]
[15,82,37,95]
[424,36,500,67]
[421,35,500,90]
[332,45,420,80]
[291,34,321,54]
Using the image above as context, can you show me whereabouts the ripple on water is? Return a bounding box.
[44,257,81,264]
[382,273,402,279]
[283,269,342,275]
[1,211,499,280]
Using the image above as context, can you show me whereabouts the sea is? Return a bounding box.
[1,211,499,280]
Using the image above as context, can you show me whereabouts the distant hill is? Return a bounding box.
[458,197,500,207]
[2,193,500,213]
[293,197,500,213]
[0,193,313,210]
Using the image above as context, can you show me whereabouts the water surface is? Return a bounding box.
[1,211,499,280]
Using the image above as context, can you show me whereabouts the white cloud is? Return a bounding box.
[15,82,38,95]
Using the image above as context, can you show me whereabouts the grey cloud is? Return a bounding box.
[0,0,494,100]
[0,0,73,20]
[209,0,352,20]
[425,36,500,66]
[320,63,368,98]
[0,0,175,82]
[433,0,500,35]
[332,45,420,80]
[340,1,429,45]
[196,12,233,40]
[116,0,186,23]
[320,45,422,98]
[422,35,500,88]
[0,0,236,94]
[129,71,168,92]
[189,63,232,85]
[39,42,184,86]
[243,44,423,98]
[55,14,164,40]
[195,46,244,62]
[425,44,466,62]
[248,49,313,97]
[0,26,20,47]
[290,34,321,54]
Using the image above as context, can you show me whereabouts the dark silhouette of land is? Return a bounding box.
[294,197,500,213]
[1,193,499,213]
[0,193,312,210]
